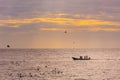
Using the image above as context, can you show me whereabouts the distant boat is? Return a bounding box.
[72,56,91,60]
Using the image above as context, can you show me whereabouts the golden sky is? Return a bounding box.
[0,0,120,48]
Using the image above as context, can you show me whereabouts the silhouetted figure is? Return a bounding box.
[29,73,32,77]
[80,56,83,60]
[88,57,91,60]
[17,73,23,78]
[7,45,10,48]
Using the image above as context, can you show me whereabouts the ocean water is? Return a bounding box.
[0,48,120,80]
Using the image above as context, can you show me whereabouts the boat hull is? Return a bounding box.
[72,57,90,60]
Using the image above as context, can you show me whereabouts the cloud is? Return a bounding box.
[88,27,120,32]
[40,27,120,32]
[0,23,4,26]
[0,17,120,26]
[40,28,65,31]
[0,16,120,32]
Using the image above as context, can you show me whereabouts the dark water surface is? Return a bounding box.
[0,48,120,80]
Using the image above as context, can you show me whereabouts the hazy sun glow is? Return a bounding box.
[0,0,120,48]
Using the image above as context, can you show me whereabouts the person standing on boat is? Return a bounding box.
[80,56,83,60]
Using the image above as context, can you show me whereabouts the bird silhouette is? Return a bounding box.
[64,30,67,33]
[7,45,10,48]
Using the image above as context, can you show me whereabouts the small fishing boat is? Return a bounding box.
[72,56,91,60]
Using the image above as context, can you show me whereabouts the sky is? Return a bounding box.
[0,0,120,48]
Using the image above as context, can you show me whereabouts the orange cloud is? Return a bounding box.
[89,27,120,32]
[28,18,120,26]
[0,24,4,26]
[40,28,65,31]
[0,17,120,27]
[0,17,120,32]
[40,27,120,32]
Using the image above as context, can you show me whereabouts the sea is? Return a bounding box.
[0,48,120,80]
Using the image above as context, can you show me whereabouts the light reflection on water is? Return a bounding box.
[0,48,120,80]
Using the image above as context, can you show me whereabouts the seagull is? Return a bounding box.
[7,45,10,48]
[64,30,67,33]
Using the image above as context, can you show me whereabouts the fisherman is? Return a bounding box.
[80,56,83,60]
[88,57,91,60]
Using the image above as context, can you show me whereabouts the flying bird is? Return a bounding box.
[7,45,10,48]
[64,30,67,33]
